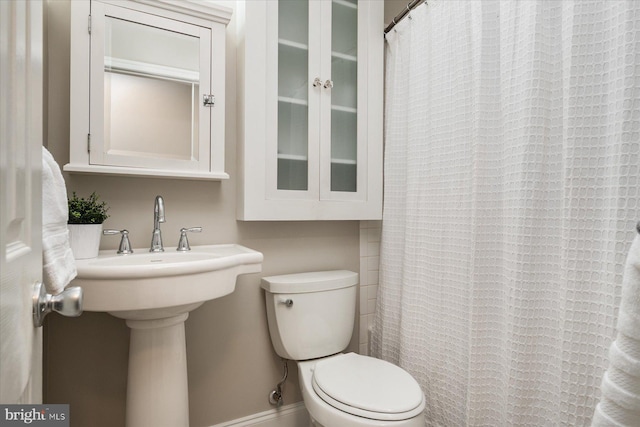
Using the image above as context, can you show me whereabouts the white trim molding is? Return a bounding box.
[130,0,232,24]
[210,402,309,427]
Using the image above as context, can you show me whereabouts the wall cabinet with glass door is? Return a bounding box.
[237,0,383,220]
[65,0,231,180]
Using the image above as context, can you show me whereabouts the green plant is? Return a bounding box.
[68,192,110,224]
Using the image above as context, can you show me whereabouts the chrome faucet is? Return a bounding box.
[150,195,165,252]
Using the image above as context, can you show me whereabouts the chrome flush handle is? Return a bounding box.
[279,298,294,307]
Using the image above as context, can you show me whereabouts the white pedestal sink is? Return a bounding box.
[71,244,263,427]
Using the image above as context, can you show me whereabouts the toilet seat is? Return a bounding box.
[311,353,424,421]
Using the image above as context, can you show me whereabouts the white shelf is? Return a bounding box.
[277,153,308,161]
[278,96,308,106]
[104,56,199,84]
[331,104,357,113]
[277,154,356,165]
[63,163,229,180]
[331,51,357,62]
[331,158,357,165]
[278,38,308,51]
[333,0,357,10]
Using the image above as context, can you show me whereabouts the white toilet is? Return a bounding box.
[261,270,425,427]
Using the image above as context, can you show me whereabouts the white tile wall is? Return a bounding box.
[359,220,382,355]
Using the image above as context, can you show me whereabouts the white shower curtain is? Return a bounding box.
[372,1,640,426]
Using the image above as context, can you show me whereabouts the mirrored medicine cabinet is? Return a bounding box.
[65,0,231,180]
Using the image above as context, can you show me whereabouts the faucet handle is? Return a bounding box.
[103,229,134,254]
[177,227,202,252]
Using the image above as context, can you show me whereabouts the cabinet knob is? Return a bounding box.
[203,94,216,107]
[323,79,334,89]
[312,77,322,88]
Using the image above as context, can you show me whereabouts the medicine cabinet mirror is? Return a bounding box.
[65,0,231,180]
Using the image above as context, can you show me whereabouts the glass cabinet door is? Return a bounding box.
[237,0,383,220]
[277,0,310,191]
[273,0,362,196]
[329,0,358,193]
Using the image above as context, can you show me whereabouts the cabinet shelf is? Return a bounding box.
[331,104,357,113]
[331,158,357,165]
[278,38,308,51]
[331,51,357,62]
[277,153,356,166]
[278,153,308,161]
[333,0,357,10]
[105,56,198,84]
[278,96,308,106]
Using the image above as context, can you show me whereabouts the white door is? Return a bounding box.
[0,0,44,404]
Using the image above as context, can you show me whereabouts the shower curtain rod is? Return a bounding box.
[384,0,426,34]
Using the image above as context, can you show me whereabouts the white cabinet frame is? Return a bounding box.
[237,0,383,220]
[66,0,231,180]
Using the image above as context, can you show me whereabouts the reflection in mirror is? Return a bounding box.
[103,16,200,161]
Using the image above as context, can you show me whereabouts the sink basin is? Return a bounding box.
[73,244,263,316]
[70,244,263,427]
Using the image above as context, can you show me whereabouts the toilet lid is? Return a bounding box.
[312,353,424,421]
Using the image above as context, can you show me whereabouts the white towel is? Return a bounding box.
[592,228,640,426]
[42,147,76,295]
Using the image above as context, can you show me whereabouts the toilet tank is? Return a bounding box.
[261,270,358,361]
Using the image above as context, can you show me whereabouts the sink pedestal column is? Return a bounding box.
[125,314,190,427]
[74,245,263,426]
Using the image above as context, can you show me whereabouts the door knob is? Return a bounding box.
[32,281,83,327]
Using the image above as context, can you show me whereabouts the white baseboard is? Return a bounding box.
[209,402,310,427]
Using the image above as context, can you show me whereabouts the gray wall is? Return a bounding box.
[43,1,360,426]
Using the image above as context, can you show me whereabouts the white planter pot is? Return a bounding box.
[68,223,103,260]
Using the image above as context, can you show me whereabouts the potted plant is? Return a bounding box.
[67,191,110,259]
